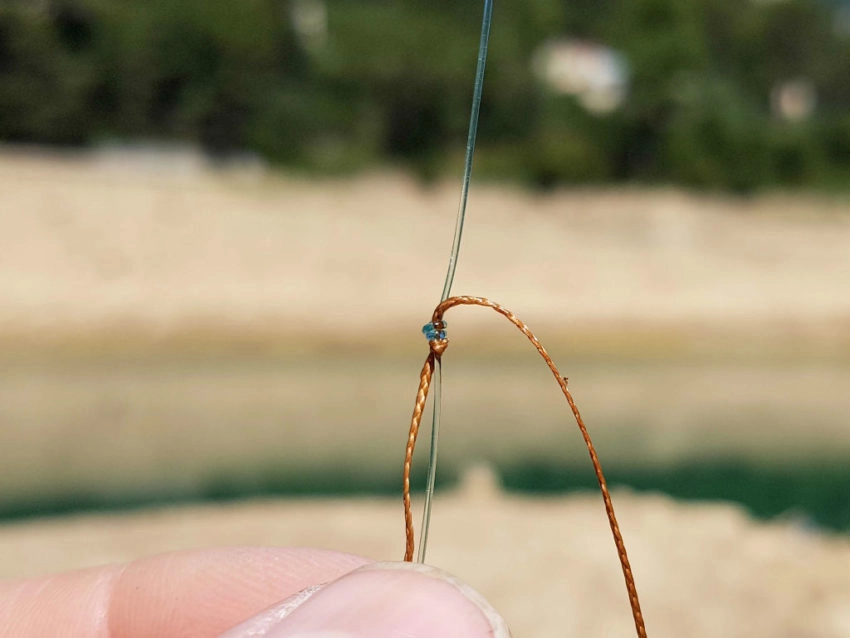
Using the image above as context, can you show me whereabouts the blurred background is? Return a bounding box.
[7,0,850,189]
[1,0,850,635]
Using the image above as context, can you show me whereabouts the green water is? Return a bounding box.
[501,459,850,532]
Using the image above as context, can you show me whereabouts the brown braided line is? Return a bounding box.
[402,296,647,638]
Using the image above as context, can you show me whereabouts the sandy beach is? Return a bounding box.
[2,148,849,348]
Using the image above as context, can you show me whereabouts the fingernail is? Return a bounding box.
[219,584,327,637]
[220,562,510,638]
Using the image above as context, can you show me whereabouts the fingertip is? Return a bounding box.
[221,561,510,638]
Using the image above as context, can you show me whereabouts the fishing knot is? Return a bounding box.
[422,320,449,357]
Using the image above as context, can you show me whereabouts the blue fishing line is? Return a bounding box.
[418,0,494,563]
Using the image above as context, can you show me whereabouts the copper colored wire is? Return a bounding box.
[402,296,647,638]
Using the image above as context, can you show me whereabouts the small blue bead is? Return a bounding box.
[421,321,447,341]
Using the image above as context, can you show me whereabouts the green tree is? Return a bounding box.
[0,4,96,144]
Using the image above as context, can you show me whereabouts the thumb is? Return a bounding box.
[219,561,511,638]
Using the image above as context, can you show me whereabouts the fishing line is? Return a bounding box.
[417,0,494,563]
[404,3,647,635]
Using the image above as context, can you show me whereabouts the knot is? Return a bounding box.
[430,338,449,356]
[422,320,449,357]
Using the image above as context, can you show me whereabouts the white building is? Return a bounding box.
[532,38,629,114]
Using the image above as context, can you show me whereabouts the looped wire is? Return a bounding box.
[403,296,648,638]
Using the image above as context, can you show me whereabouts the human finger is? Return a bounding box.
[0,546,370,637]
[221,561,510,638]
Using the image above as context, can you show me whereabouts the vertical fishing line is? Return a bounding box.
[417,0,494,564]
[439,0,494,304]
[402,6,647,634]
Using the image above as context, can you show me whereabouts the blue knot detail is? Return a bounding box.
[422,321,447,342]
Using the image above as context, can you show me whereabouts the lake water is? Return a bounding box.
[1,352,848,529]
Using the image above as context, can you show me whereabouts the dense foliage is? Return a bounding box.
[2,0,850,191]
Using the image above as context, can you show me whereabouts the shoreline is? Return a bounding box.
[2,150,850,346]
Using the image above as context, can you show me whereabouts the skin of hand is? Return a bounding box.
[0,547,510,637]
